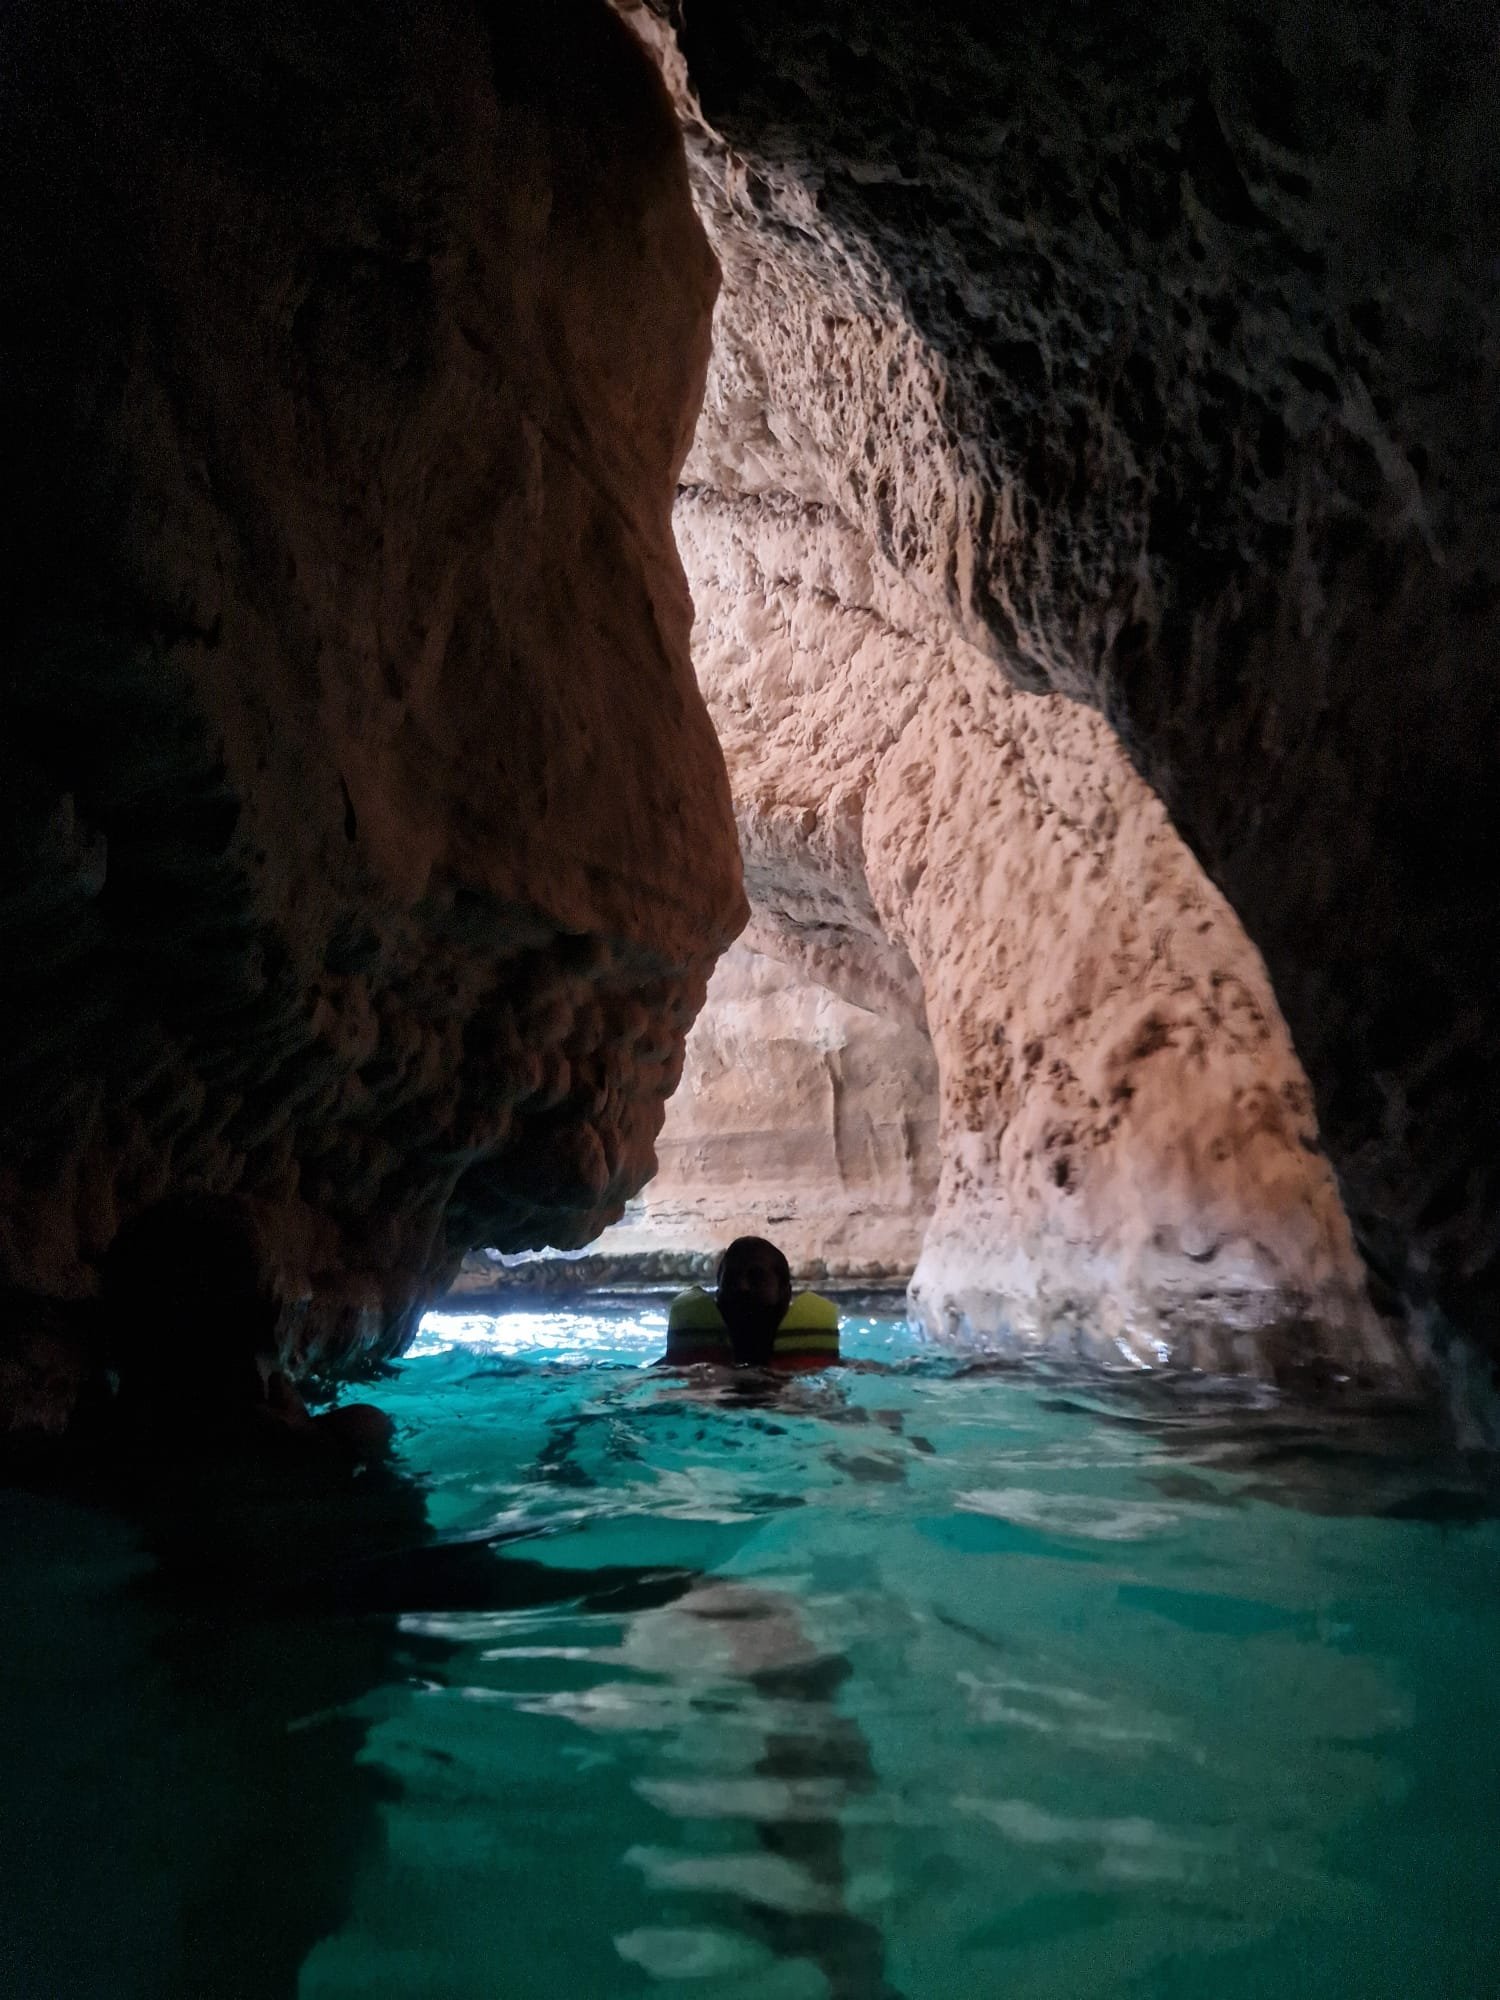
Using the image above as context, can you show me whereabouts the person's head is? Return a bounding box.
[103,1196,279,1417]
[715,1236,792,1346]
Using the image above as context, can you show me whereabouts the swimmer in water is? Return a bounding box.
[660,1236,841,1372]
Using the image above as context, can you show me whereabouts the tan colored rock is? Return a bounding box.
[593,940,939,1281]
[617,0,1500,1361]
[0,0,744,1373]
[678,490,1400,1377]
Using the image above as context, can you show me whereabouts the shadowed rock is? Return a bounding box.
[0,0,746,1406]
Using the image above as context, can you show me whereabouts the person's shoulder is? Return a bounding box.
[667,1285,722,1331]
[780,1291,840,1331]
[771,1291,841,1371]
[663,1287,731,1364]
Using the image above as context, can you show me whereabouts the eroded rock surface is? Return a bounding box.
[677,493,1391,1371]
[592,940,939,1282]
[0,0,744,1384]
[620,0,1500,1357]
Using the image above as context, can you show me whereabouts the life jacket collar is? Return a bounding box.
[665,1285,840,1371]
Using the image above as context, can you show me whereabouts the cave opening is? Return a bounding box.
[4,0,1500,1992]
[545,12,1410,1391]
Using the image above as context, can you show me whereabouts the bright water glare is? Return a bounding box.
[5,1299,1499,1999]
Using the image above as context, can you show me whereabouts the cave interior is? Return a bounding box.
[3,0,1498,1420]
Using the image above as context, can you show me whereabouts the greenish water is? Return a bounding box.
[4,1301,1499,1999]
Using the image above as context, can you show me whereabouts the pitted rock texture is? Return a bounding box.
[590,940,939,1282]
[676,491,1398,1375]
[0,0,744,1378]
[622,0,1500,1352]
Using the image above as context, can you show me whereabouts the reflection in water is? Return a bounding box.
[2,1435,700,2000]
[7,1301,1500,1999]
[748,1651,900,1999]
[3,1451,434,2000]
[486,1385,909,1990]
[1033,1383,1500,1523]
[659,1584,903,2000]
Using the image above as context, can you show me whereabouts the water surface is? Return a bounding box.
[5,1301,1498,1998]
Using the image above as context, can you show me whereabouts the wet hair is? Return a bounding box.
[716,1237,792,1288]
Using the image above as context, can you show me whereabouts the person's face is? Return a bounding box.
[716,1246,791,1337]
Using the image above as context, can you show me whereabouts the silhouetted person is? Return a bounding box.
[662,1236,841,1371]
[101,1196,392,1460]
[43,1198,700,1998]
[717,1235,792,1366]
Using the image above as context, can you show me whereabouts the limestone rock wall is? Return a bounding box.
[592,940,939,1281]
[618,0,1500,1358]
[0,0,745,1373]
[677,493,1393,1372]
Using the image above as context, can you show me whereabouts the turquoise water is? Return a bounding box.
[5,1300,1499,1998]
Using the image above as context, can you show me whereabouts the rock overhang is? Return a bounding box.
[0,0,747,1414]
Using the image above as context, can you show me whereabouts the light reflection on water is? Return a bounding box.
[409,1305,669,1361]
[319,1301,1499,2000]
[3,1299,1498,2000]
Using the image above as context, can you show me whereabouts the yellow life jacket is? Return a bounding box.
[663,1286,841,1371]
